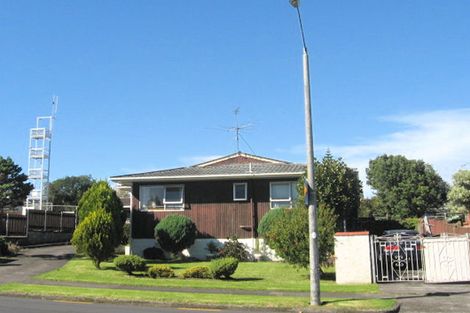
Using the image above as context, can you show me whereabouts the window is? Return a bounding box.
[269,181,298,208]
[233,183,247,201]
[140,185,184,210]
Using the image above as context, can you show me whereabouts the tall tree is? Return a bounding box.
[77,181,125,247]
[49,175,95,205]
[300,151,362,230]
[448,169,470,213]
[0,156,33,209]
[366,154,448,219]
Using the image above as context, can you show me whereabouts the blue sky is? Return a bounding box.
[1,1,469,196]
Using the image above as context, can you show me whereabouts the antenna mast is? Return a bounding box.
[25,96,58,211]
[227,107,252,153]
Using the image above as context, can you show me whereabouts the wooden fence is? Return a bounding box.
[0,210,76,237]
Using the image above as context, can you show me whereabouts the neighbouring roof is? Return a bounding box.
[110,152,305,184]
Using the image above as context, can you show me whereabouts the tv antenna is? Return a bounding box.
[221,107,254,153]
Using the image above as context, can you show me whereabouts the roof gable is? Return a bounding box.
[195,152,287,168]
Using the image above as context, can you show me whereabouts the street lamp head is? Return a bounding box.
[290,0,299,8]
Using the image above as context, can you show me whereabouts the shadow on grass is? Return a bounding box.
[320,271,336,281]
[223,277,263,282]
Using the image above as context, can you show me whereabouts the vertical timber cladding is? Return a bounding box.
[132,178,298,239]
[133,180,267,239]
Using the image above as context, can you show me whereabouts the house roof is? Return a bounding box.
[110,152,305,184]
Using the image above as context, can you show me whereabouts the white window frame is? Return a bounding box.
[233,182,248,201]
[269,181,297,209]
[139,184,185,211]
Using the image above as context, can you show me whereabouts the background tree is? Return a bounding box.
[295,151,362,230]
[366,154,448,219]
[71,209,115,269]
[49,175,94,205]
[448,169,470,213]
[77,181,124,246]
[314,151,362,230]
[0,156,33,209]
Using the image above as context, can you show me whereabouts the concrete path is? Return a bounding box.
[380,282,470,313]
[0,245,74,283]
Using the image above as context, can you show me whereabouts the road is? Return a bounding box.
[0,296,276,313]
[380,282,470,313]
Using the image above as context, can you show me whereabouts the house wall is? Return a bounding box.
[130,178,295,239]
[129,237,281,261]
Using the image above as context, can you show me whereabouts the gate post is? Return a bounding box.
[5,213,9,236]
[335,231,373,284]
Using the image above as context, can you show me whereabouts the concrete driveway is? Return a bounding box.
[380,282,470,313]
[0,245,74,283]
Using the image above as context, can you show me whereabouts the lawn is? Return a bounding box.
[38,257,379,294]
[0,283,396,311]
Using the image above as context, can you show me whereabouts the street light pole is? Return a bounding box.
[290,0,321,306]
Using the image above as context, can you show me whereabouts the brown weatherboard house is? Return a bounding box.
[110,152,305,259]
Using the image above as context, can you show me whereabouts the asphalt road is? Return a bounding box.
[0,245,74,283]
[0,296,276,313]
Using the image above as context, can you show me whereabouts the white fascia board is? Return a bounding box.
[110,172,304,184]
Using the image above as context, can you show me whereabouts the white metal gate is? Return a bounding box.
[423,235,470,283]
[373,235,424,282]
[372,234,470,283]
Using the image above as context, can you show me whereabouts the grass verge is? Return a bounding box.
[38,258,378,294]
[0,283,395,311]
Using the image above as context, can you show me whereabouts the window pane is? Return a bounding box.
[271,183,290,200]
[141,186,164,209]
[272,201,292,208]
[291,182,299,201]
[165,186,183,203]
[234,183,246,200]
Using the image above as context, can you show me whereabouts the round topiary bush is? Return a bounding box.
[71,209,115,269]
[154,215,197,256]
[113,255,146,274]
[147,264,175,278]
[182,266,211,279]
[210,257,239,279]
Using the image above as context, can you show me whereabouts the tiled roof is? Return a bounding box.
[111,163,306,181]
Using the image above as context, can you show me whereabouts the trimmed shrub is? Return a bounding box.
[77,181,125,247]
[154,215,197,256]
[143,247,166,260]
[218,236,250,261]
[210,257,239,279]
[71,209,115,269]
[182,266,211,279]
[148,264,175,278]
[258,208,287,244]
[265,205,337,268]
[113,255,146,274]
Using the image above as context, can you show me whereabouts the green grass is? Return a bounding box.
[37,257,378,294]
[0,283,396,311]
